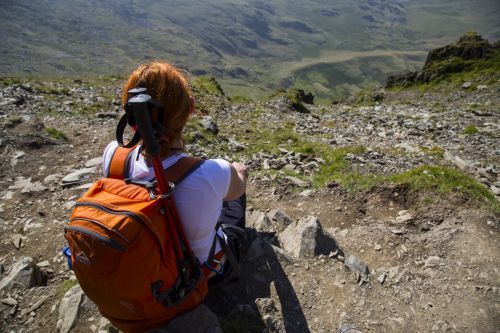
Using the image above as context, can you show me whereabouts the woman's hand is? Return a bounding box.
[224,162,248,201]
[232,162,248,182]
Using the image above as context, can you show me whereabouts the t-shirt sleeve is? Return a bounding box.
[101,141,119,177]
[204,158,231,200]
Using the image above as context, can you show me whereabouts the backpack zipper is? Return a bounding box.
[64,225,126,252]
[74,202,147,227]
[71,217,131,244]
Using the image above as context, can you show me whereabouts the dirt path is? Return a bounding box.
[276,49,428,76]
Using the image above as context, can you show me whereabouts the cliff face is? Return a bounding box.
[386,32,498,88]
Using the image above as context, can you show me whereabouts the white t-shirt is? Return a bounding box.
[102,141,231,262]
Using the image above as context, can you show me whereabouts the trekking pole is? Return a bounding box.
[128,94,184,260]
[126,94,193,261]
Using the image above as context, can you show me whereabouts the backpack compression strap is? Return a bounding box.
[107,146,135,180]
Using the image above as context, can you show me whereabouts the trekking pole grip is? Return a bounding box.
[128,94,160,157]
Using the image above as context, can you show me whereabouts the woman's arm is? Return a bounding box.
[224,162,248,201]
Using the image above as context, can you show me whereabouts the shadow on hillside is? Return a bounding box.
[205,235,310,333]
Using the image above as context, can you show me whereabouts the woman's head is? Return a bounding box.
[122,62,193,156]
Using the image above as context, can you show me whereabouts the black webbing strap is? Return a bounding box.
[206,225,220,268]
[116,113,142,148]
[151,263,203,308]
[206,223,245,280]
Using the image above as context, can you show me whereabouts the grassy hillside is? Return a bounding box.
[0,0,499,100]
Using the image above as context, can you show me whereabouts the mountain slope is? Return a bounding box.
[1,0,499,98]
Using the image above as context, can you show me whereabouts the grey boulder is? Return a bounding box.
[268,209,292,226]
[200,116,219,135]
[0,257,43,291]
[278,216,339,258]
[246,210,272,232]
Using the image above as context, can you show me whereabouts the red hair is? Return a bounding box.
[122,62,192,156]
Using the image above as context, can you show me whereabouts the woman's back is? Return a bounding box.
[102,141,231,262]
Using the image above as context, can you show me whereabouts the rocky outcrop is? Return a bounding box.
[387,32,497,87]
[294,89,314,105]
[423,32,493,69]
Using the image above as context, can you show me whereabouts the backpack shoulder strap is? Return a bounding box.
[107,146,136,180]
[165,157,204,185]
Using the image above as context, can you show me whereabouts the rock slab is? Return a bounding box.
[62,167,97,184]
[345,255,370,277]
[268,209,292,226]
[279,216,339,258]
[0,257,42,291]
[57,284,84,333]
[246,210,272,232]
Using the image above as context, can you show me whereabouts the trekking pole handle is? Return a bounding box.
[128,94,160,157]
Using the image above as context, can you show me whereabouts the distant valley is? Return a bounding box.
[1,0,499,100]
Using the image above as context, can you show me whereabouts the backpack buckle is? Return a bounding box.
[151,182,175,200]
[204,259,225,276]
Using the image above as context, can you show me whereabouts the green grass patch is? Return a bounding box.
[389,165,499,212]
[239,124,298,155]
[184,117,218,144]
[1,77,22,86]
[36,84,72,96]
[238,125,374,190]
[463,124,479,135]
[465,103,481,112]
[56,279,79,299]
[43,94,61,102]
[243,129,369,190]
[76,101,109,115]
[315,156,498,211]
[255,132,499,211]
[192,76,225,96]
[45,127,67,140]
[422,196,434,205]
[420,146,445,159]
[351,89,378,107]
[5,116,23,128]
[252,108,265,117]
[310,145,375,190]
[230,95,253,103]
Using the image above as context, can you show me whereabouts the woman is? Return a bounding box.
[102,61,248,278]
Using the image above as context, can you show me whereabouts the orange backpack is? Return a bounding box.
[64,146,208,333]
